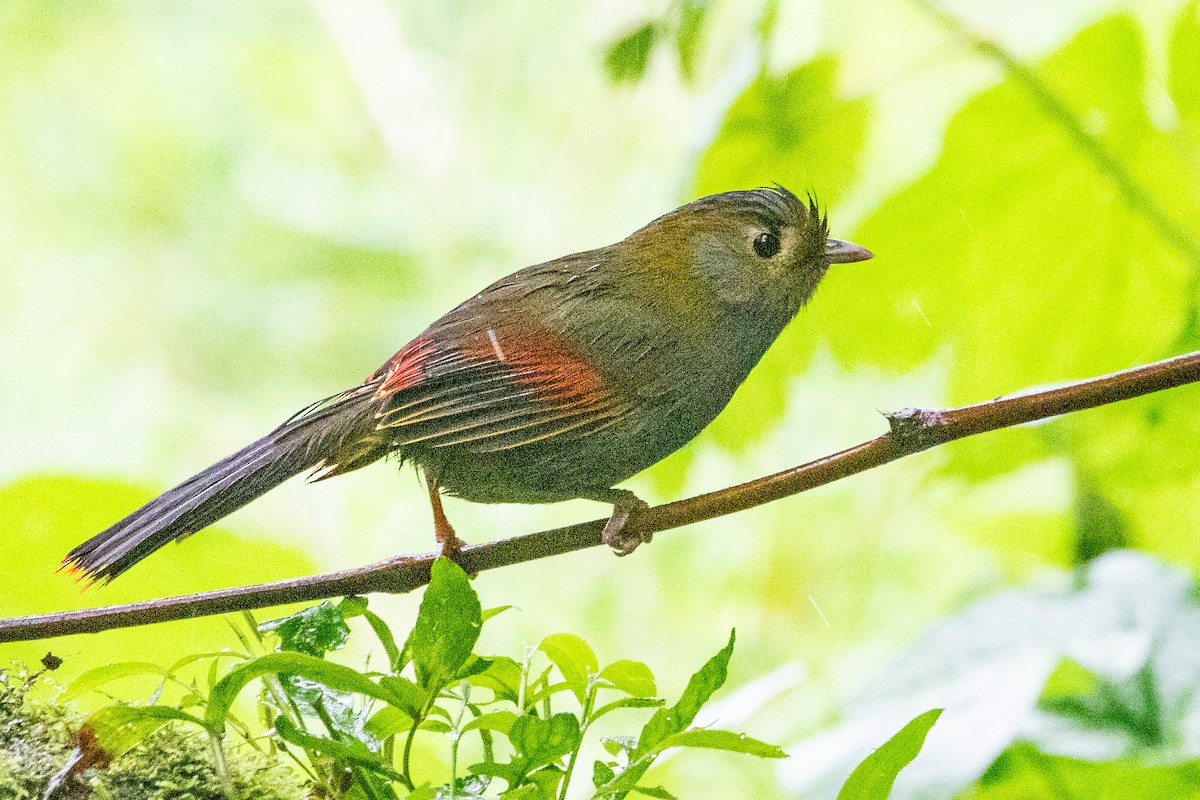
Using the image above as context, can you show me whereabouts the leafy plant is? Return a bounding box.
[50,559,808,799]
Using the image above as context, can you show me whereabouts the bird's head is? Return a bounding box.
[628,186,872,317]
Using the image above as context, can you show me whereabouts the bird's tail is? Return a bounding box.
[64,385,382,584]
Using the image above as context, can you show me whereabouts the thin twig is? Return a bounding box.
[2,349,1199,643]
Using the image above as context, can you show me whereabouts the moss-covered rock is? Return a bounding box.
[0,664,304,800]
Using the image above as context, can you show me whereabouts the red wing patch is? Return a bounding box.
[374,334,438,396]
[468,326,611,409]
[374,325,632,452]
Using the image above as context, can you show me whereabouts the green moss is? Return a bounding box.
[102,725,304,800]
[0,665,305,800]
[0,665,77,798]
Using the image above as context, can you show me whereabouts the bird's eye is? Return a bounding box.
[753,231,781,258]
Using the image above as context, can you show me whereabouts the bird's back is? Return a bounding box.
[371,245,752,503]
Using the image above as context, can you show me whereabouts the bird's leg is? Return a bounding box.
[584,488,651,556]
[426,475,467,560]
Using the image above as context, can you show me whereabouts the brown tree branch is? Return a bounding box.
[3,349,1200,643]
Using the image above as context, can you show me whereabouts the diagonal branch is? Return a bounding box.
[3,349,1200,643]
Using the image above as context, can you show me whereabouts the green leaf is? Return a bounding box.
[470,760,523,786]
[539,633,599,704]
[177,693,205,709]
[336,595,369,617]
[206,657,224,693]
[592,633,741,796]
[409,558,483,692]
[258,601,351,657]
[593,759,616,787]
[164,650,249,678]
[1073,481,1127,561]
[1066,385,1200,564]
[378,675,425,717]
[632,786,677,799]
[604,22,659,84]
[524,766,566,799]
[693,54,867,216]
[836,709,942,800]
[603,735,638,757]
[458,655,495,680]
[78,705,207,761]
[1039,657,1101,701]
[274,714,402,779]
[1169,1,1200,125]
[509,712,582,769]
[362,609,402,670]
[593,761,649,795]
[364,705,412,740]
[973,742,1200,798]
[1039,659,1163,747]
[468,656,524,705]
[463,710,519,734]
[599,660,657,698]
[592,697,666,722]
[675,0,709,82]
[636,630,734,756]
[475,717,577,792]
[206,652,399,734]
[482,605,515,623]
[59,662,167,702]
[524,681,579,710]
[653,729,786,758]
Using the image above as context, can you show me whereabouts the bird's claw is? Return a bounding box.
[437,531,466,560]
[437,532,479,576]
[602,497,651,556]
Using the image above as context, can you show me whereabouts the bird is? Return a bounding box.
[64,186,872,583]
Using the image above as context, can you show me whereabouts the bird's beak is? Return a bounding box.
[825,238,874,264]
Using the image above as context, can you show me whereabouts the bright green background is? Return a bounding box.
[2,0,1199,797]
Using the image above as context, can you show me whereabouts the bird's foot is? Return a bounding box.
[600,492,651,556]
[434,521,477,575]
[436,524,467,560]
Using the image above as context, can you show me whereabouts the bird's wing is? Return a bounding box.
[369,323,636,454]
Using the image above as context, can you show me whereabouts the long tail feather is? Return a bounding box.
[65,386,380,584]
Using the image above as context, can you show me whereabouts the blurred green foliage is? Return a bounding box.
[786,551,1200,797]
[822,14,1195,392]
[2,0,1200,798]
